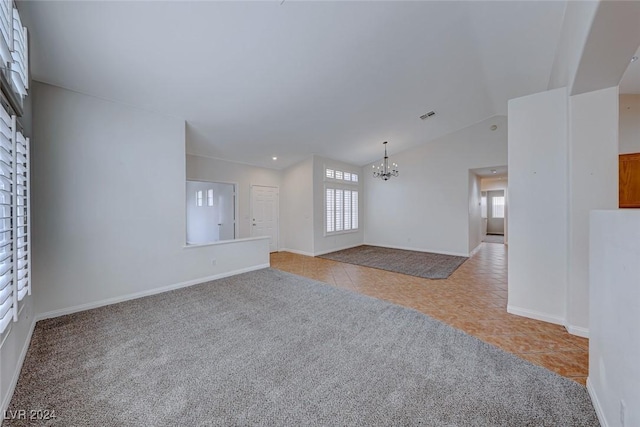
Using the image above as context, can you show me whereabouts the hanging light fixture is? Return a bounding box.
[372,141,399,181]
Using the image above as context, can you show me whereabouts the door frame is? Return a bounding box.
[250,184,279,252]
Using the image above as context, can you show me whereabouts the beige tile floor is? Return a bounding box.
[270,243,589,385]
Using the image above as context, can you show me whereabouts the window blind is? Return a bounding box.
[0,0,12,70]
[13,127,28,302]
[0,104,13,333]
[10,7,28,97]
[325,188,359,234]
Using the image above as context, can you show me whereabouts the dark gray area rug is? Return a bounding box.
[318,245,467,279]
[8,269,598,426]
[483,234,505,244]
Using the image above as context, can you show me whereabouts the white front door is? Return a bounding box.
[250,185,279,252]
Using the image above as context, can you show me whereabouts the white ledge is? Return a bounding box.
[183,236,270,249]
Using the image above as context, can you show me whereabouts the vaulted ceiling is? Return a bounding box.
[20,1,567,169]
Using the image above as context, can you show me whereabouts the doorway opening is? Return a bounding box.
[186,180,236,245]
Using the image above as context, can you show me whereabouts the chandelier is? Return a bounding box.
[372,141,399,181]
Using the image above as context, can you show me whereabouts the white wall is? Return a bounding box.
[619,94,640,154]
[281,157,314,255]
[567,86,619,336]
[589,210,640,427]
[313,156,364,255]
[468,172,482,254]
[547,1,599,92]
[31,82,270,317]
[365,116,507,257]
[508,87,568,325]
[186,154,282,241]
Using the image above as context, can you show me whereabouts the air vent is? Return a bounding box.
[419,111,436,120]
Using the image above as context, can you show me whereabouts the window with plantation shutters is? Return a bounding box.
[0,0,12,71]
[13,127,28,302]
[324,165,360,235]
[10,6,27,97]
[0,103,12,334]
[325,187,359,235]
[0,102,30,335]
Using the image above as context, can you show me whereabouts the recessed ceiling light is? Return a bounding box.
[272,156,278,161]
[491,169,497,174]
[490,125,498,131]
[632,56,639,63]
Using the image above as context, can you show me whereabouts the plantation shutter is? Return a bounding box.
[351,191,358,229]
[0,0,12,69]
[0,104,13,333]
[10,7,27,96]
[14,128,28,301]
[326,188,335,233]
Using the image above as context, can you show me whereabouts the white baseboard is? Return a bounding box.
[279,248,314,257]
[363,242,469,258]
[566,324,589,338]
[313,243,363,257]
[506,305,566,326]
[36,263,271,321]
[587,378,608,427]
[469,244,482,257]
[1,317,36,418]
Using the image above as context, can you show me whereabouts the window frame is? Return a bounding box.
[324,166,360,236]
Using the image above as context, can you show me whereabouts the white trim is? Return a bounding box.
[279,248,314,257]
[313,243,364,257]
[469,244,482,257]
[35,264,270,321]
[184,236,269,249]
[362,242,469,258]
[587,378,608,427]
[566,324,589,338]
[506,304,566,326]
[1,317,35,417]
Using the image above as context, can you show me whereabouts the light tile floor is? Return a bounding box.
[270,243,589,385]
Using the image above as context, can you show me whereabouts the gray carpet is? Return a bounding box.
[318,245,467,279]
[7,269,598,426]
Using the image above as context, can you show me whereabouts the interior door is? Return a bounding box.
[250,185,279,252]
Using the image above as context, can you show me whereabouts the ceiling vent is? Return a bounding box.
[419,111,436,120]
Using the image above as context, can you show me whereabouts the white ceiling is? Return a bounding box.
[19,1,566,170]
[620,45,640,94]
[472,166,508,179]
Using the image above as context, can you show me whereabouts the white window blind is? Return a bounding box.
[325,188,335,233]
[13,127,28,302]
[10,7,28,97]
[351,191,358,229]
[0,0,12,69]
[0,105,13,333]
[325,188,359,234]
[492,196,505,219]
